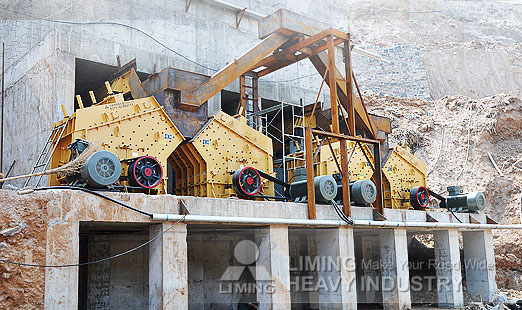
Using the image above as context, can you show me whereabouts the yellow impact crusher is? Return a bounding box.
[48,82,274,198]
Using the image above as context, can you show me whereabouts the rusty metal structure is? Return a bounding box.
[34,8,487,220]
[154,9,386,218]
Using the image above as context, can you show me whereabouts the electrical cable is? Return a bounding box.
[330,200,354,225]
[1,6,320,84]
[0,214,186,268]
[0,6,217,72]
[448,208,463,223]
[29,186,153,217]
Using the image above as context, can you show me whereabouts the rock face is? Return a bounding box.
[348,0,522,100]
[366,93,522,290]
[0,191,48,309]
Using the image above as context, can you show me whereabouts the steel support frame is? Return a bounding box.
[174,25,382,218]
[180,28,348,108]
[305,129,384,218]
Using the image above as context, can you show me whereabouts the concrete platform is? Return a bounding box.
[0,190,497,309]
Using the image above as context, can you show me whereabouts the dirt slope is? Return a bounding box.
[366,93,522,289]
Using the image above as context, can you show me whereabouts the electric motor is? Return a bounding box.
[351,180,377,205]
[79,150,122,188]
[334,179,377,206]
[441,186,486,213]
[287,175,338,203]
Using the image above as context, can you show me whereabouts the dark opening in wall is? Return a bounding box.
[74,58,149,110]
[78,222,150,310]
[220,90,241,116]
[408,234,437,306]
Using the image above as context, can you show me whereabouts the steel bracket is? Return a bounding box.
[236,8,246,28]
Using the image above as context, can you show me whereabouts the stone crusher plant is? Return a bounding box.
[23,9,486,216]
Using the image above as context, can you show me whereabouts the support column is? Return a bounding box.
[44,222,79,309]
[462,230,497,302]
[434,229,464,308]
[149,223,188,310]
[255,225,291,310]
[379,228,411,310]
[315,227,357,310]
[356,235,381,305]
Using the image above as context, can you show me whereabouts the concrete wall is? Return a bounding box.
[85,234,150,309]
[0,0,348,182]
[0,189,499,309]
[188,231,255,309]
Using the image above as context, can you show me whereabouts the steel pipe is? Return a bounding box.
[202,0,266,19]
[151,213,522,230]
[352,46,391,64]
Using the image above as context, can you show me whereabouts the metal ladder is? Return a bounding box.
[24,118,69,188]
[240,73,260,129]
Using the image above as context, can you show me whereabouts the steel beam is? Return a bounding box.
[344,34,355,135]
[180,32,292,107]
[373,142,384,214]
[309,52,376,138]
[310,129,379,145]
[256,35,344,77]
[340,139,351,216]
[239,75,246,116]
[305,127,316,219]
[255,28,334,69]
[327,35,339,134]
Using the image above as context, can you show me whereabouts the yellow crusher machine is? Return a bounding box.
[48,81,274,199]
[39,9,485,214]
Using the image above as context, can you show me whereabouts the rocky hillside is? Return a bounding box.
[366,93,522,289]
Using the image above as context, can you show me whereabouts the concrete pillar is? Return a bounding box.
[315,227,357,310]
[187,235,204,310]
[379,228,411,310]
[462,230,497,302]
[149,223,188,310]
[356,234,381,304]
[433,229,464,308]
[255,225,291,310]
[44,222,79,309]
